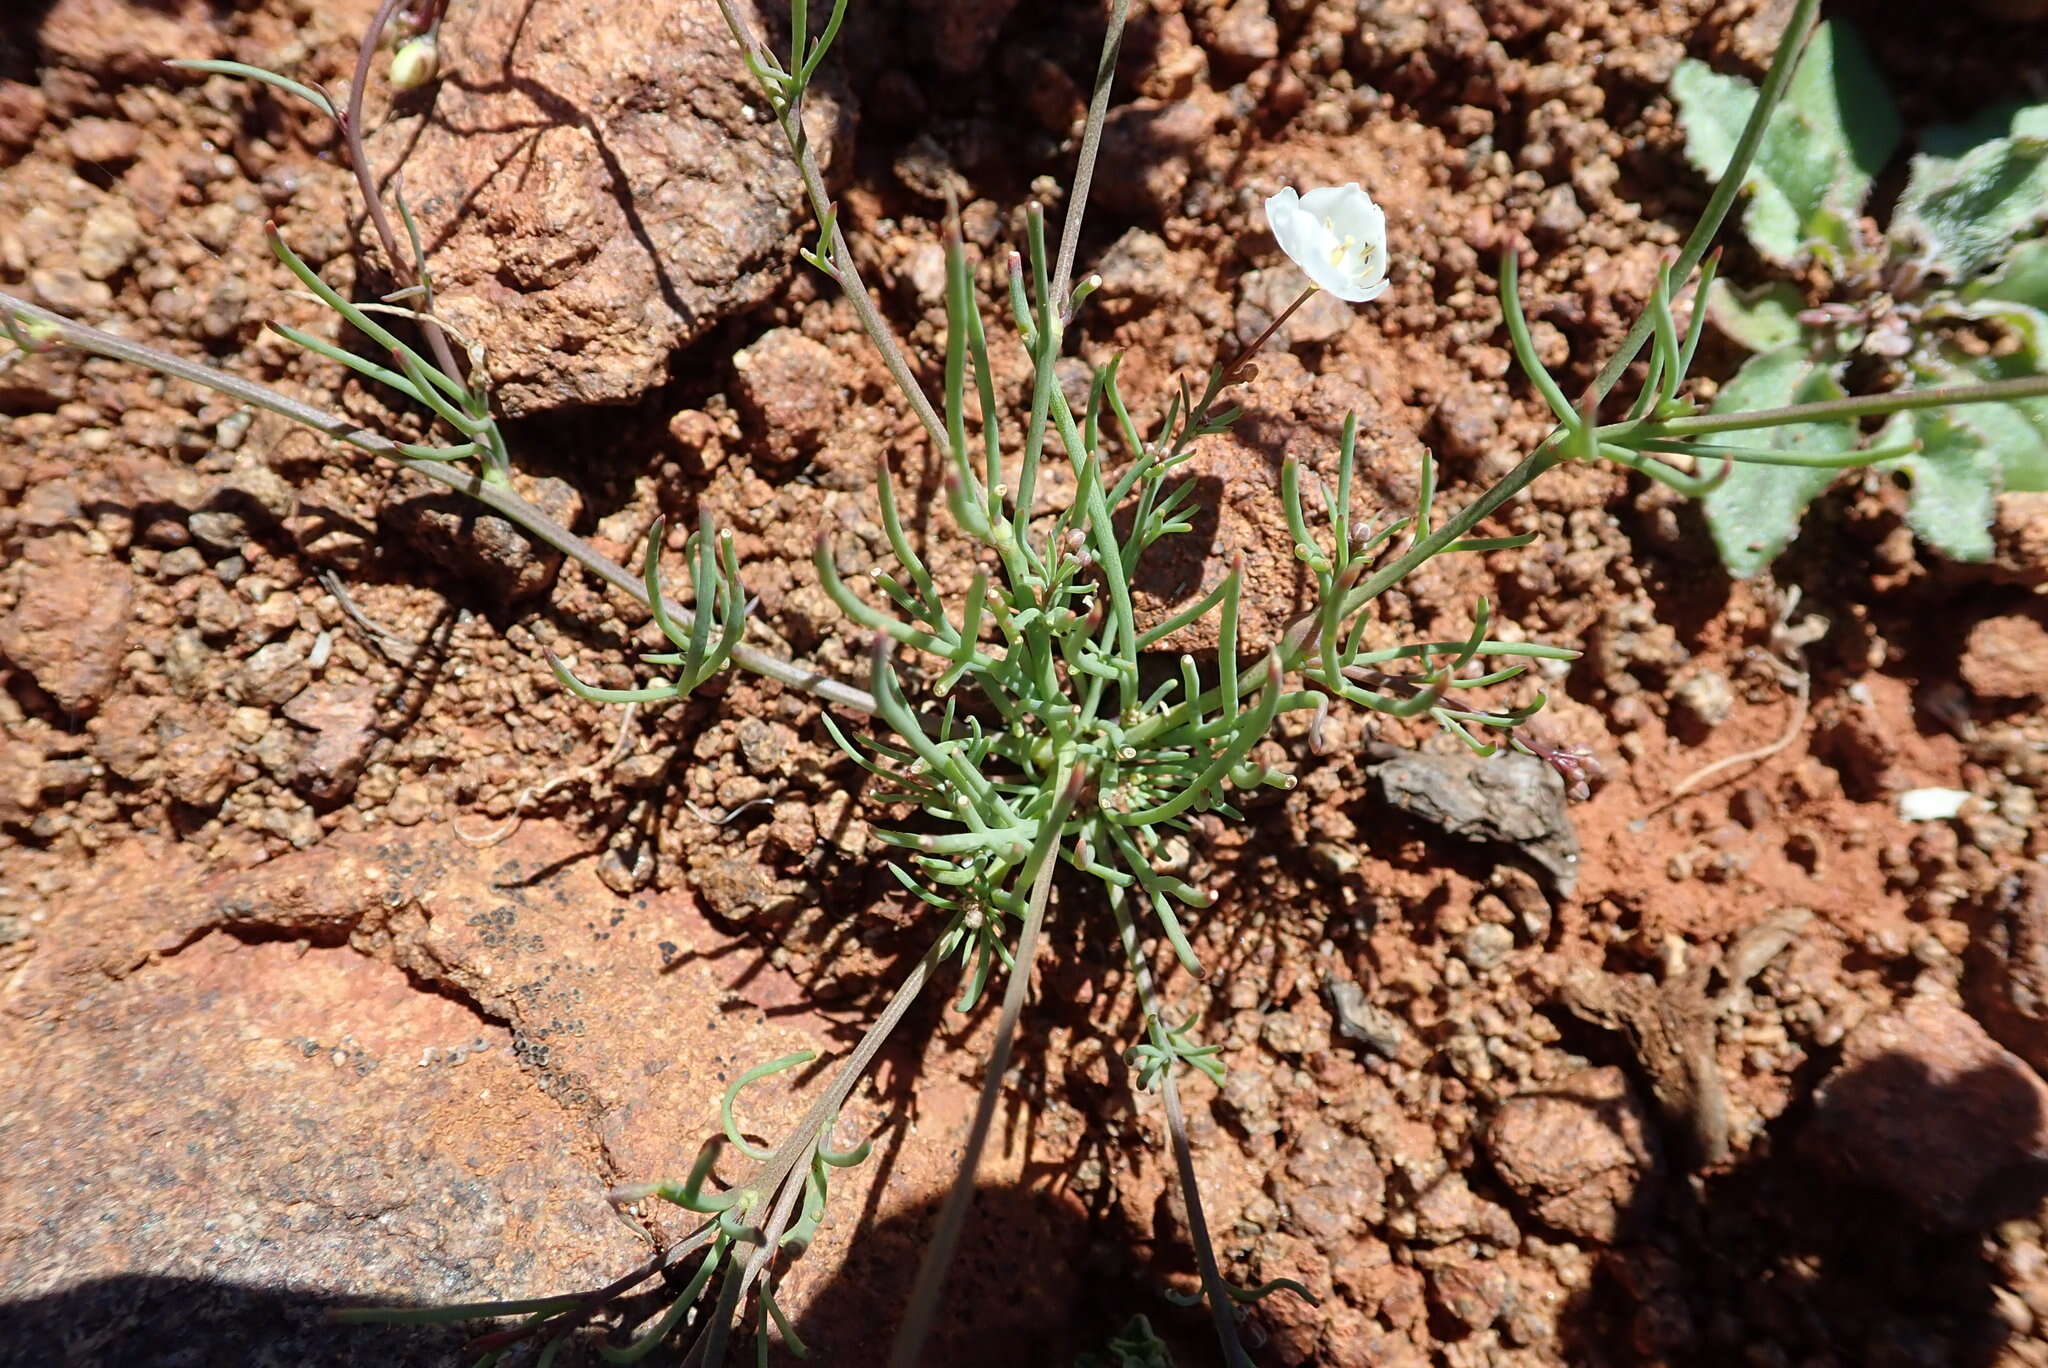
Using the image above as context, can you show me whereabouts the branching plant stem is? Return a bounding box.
[1110,888,1258,1368]
[1050,0,1132,307]
[1584,0,1821,408]
[710,0,951,461]
[888,765,1085,1368]
[1162,1072,1248,1368]
[1646,371,2048,437]
[683,922,959,1364]
[0,289,878,715]
[344,0,467,388]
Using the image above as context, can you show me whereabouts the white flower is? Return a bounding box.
[1264,183,1389,303]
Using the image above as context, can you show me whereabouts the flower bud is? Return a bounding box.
[389,34,439,92]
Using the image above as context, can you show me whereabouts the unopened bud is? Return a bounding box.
[389,34,439,91]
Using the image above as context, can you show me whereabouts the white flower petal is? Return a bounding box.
[1264,181,1389,304]
[1263,188,1314,268]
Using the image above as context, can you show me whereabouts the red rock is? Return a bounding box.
[1969,867,2048,1075]
[283,683,381,803]
[1093,94,1225,220]
[0,933,643,1359]
[909,0,1021,73]
[1484,1065,1663,1243]
[1356,1258,1427,1331]
[0,739,45,826]
[731,327,846,458]
[386,472,582,605]
[1427,1254,1515,1332]
[1411,1169,1519,1246]
[1809,998,2048,1228]
[0,533,133,717]
[363,0,835,414]
[1962,613,2048,702]
[90,695,161,783]
[0,79,47,156]
[61,115,142,167]
[1991,491,2048,588]
[1195,0,1281,69]
[0,823,984,1357]
[34,0,224,79]
[159,718,236,807]
[231,640,311,709]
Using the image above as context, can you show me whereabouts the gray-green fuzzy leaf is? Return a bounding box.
[1895,104,2048,285]
[1670,21,1899,268]
[1701,345,1858,577]
[1706,279,1807,353]
[1888,404,1998,562]
[1962,236,2048,313]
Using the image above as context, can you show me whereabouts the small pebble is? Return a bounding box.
[1898,788,1970,822]
[1461,922,1514,971]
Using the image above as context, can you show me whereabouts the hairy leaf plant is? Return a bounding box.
[1672,19,2048,572]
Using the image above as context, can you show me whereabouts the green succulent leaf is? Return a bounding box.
[1700,345,1858,577]
[1895,103,2048,284]
[1705,279,1808,353]
[1670,20,1899,268]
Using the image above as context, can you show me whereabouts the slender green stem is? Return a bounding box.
[1108,889,1255,1368]
[0,289,878,715]
[1584,0,1822,405]
[698,920,963,1364]
[1051,0,1132,307]
[1642,372,2048,438]
[165,59,336,116]
[889,765,1085,1368]
[344,0,470,390]
[710,0,951,462]
[1343,444,1560,615]
[1224,286,1317,379]
[1162,1072,1256,1368]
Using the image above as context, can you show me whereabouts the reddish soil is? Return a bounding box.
[5,0,2048,1365]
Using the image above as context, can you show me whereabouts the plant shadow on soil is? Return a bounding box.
[1550,1044,2048,1366]
[0,1178,1165,1368]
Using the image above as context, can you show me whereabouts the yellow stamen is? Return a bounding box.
[1320,215,1373,275]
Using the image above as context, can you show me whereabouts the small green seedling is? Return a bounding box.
[1077,1315,1177,1368]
